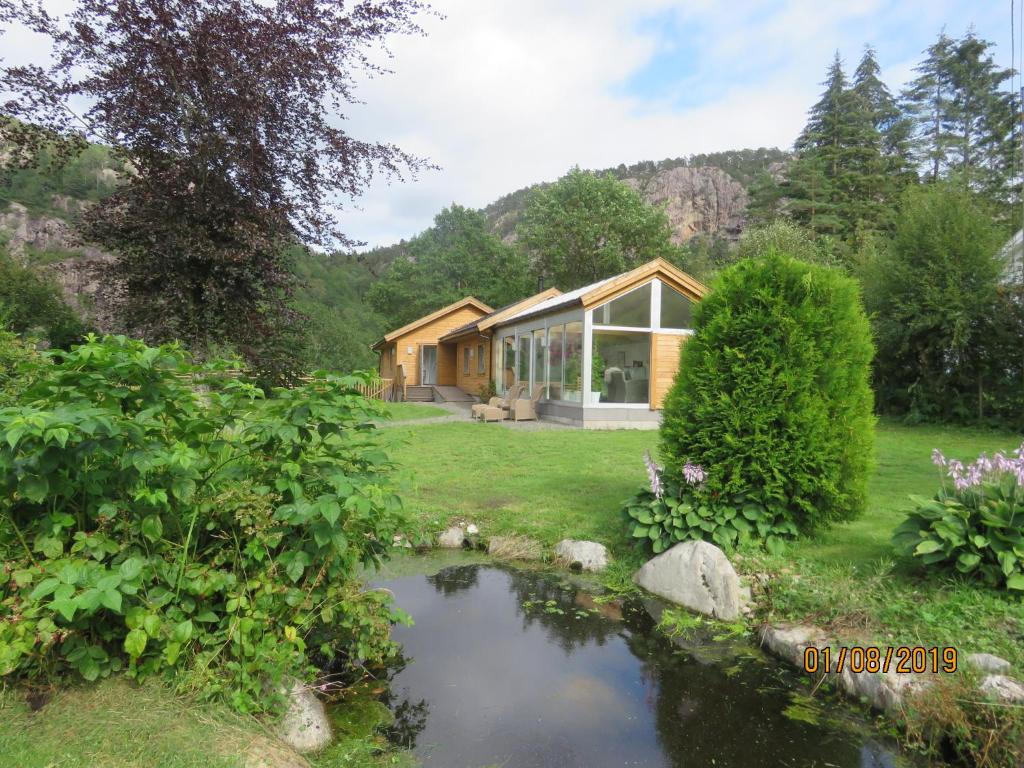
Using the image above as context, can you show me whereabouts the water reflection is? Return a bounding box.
[376,563,905,768]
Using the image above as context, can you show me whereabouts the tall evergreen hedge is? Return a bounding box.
[660,252,875,532]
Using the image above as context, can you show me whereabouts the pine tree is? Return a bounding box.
[852,45,914,180]
[902,33,957,182]
[901,30,1017,207]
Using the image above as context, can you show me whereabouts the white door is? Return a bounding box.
[420,345,437,385]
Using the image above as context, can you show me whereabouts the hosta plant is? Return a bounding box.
[0,335,407,711]
[893,446,1024,591]
[623,452,799,555]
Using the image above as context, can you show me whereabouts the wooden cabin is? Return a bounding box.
[372,258,708,428]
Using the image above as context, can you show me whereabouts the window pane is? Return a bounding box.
[533,328,546,398]
[660,285,694,329]
[592,330,650,404]
[463,347,470,374]
[592,282,652,328]
[517,334,531,385]
[563,322,583,403]
[477,344,485,374]
[547,325,563,400]
[501,336,515,392]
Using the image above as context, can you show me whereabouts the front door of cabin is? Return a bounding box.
[420,345,437,385]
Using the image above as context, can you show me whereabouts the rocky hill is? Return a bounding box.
[481,147,789,245]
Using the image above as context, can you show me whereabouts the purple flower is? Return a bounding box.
[643,450,663,499]
[931,449,946,467]
[682,462,706,486]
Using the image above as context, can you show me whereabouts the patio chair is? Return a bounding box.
[510,384,545,422]
[471,383,523,421]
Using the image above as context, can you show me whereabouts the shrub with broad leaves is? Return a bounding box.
[623,452,798,555]
[0,335,407,711]
[893,445,1024,591]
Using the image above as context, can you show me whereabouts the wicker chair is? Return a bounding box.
[471,383,523,421]
[510,384,545,422]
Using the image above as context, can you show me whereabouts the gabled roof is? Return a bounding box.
[499,258,707,325]
[371,296,493,350]
[438,287,562,343]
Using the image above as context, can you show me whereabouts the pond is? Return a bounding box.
[369,555,907,768]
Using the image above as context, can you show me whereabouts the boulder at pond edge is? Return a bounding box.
[633,540,742,621]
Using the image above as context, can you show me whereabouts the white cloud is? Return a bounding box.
[3,0,1010,249]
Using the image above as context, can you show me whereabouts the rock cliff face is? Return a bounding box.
[0,202,125,332]
[623,165,748,244]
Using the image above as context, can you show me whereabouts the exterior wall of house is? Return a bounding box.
[455,337,492,396]
[378,343,398,378]
[650,333,688,410]
[387,306,488,386]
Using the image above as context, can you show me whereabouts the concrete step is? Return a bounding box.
[433,385,476,403]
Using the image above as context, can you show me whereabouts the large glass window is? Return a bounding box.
[660,285,694,329]
[563,322,583,403]
[592,330,650,404]
[517,334,531,385]
[547,325,563,400]
[592,282,652,328]
[532,328,546,398]
[501,336,516,391]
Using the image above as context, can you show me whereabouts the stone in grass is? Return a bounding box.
[437,526,466,548]
[978,674,1024,704]
[759,624,828,668]
[554,539,609,572]
[965,652,1011,675]
[633,540,741,621]
[488,535,544,560]
[838,667,932,712]
[278,680,332,753]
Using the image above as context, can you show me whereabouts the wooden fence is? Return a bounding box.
[354,377,395,401]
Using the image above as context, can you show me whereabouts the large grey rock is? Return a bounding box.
[554,539,609,572]
[965,653,1011,675]
[979,674,1024,704]
[278,680,332,753]
[838,668,931,712]
[437,525,466,548]
[633,541,741,620]
[759,624,827,668]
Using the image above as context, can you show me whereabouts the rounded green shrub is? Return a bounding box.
[660,251,875,535]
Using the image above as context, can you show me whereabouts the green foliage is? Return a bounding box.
[367,204,532,329]
[660,252,875,534]
[733,220,837,267]
[623,477,798,555]
[902,31,1017,208]
[0,247,88,349]
[893,447,1024,591]
[517,167,681,290]
[894,488,1024,591]
[0,329,44,406]
[859,183,1019,426]
[0,140,120,217]
[0,335,407,711]
[291,247,387,373]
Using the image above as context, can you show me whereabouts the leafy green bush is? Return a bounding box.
[0,248,88,349]
[0,329,44,405]
[0,335,406,711]
[623,454,798,554]
[657,252,875,538]
[893,446,1024,590]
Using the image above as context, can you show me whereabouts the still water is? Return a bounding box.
[373,559,905,768]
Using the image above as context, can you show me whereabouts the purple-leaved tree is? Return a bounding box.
[0,0,431,377]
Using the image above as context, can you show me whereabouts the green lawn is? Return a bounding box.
[0,679,413,768]
[385,418,1024,669]
[376,402,449,421]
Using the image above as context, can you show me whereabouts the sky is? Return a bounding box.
[0,1,1017,249]
[338,0,1015,249]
